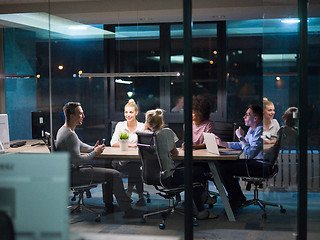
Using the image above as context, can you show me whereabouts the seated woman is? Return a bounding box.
[144,108,218,220]
[110,99,146,206]
[182,95,214,150]
[278,107,298,149]
[181,95,216,205]
[262,97,280,144]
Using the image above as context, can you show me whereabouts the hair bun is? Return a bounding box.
[155,109,163,116]
[128,99,136,104]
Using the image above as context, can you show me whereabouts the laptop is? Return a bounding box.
[203,132,238,155]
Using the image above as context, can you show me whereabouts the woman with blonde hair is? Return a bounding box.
[144,109,218,220]
[262,97,280,144]
[110,99,146,206]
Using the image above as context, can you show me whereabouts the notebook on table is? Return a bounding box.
[203,132,238,155]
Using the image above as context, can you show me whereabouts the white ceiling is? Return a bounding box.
[0,0,319,25]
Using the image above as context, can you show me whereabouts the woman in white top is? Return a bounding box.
[110,99,146,206]
[262,98,280,144]
[144,109,218,220]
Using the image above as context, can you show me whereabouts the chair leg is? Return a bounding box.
[238,185,286,218]
[70,191,102,222]
[141,196,186,229]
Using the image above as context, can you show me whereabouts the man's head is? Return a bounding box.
[63,102,84,126]
[243,105,263,128]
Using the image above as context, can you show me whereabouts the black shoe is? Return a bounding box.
[103,204,122,215]
[135,198,146,207]
[123,208,145,218]
[230,199,246,213]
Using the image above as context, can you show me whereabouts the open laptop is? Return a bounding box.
[203,132,238,155]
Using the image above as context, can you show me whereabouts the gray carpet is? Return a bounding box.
[69,181,320,240]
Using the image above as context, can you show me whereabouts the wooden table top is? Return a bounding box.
[5,140,239,161]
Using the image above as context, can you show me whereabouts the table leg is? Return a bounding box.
[208,162,236,222]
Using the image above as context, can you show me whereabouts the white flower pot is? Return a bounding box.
[119,139,129,151]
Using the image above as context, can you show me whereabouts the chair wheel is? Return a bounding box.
[147,198,151,203]
[95,216,101,222]
[193,220,199,227]
[280,208,286,214]
[159,223,165,229]
[140,218,146,223]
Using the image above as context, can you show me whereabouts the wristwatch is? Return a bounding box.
[239,137,245,142]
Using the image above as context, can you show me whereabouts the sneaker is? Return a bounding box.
[197,210,219,220]
[135,198,146,207]
[123,208,145,218]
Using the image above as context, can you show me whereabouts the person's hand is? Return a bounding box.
[94,140,99,148]
[94,142,105,155]
[215,136,222,146]
[235,127,245,139]
[181,142,185,150]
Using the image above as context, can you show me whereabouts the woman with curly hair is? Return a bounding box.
[182,95,216,205]
[182,95,214,150]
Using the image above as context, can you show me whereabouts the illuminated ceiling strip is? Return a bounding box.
[0,13,114,37]
[80,72,181,78]
[0,74,34,79]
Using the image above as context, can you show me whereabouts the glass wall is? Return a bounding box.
[1,0,320,239]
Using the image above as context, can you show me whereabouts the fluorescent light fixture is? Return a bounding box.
[148,55,209,64]
[115,79,133,85]
[0,13,114,38]
[0,74,34,79]
[80,72,181,78]
[281,18,300,24]
[261,54,297,62]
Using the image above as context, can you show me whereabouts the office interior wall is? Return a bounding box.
[0,29,5,114]
[3,29,37,140]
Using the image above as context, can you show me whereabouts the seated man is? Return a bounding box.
[55,102,143,218]
[216,105,264,213]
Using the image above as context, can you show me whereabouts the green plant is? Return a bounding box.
[119,132,129,140]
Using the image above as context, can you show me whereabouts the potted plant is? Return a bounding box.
[119,132,129,151]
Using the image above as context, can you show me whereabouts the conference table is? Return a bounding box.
[6,140,239,222]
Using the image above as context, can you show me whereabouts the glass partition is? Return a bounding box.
[1,0,320,239]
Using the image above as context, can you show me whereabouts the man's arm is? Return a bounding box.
[242,126,263,159]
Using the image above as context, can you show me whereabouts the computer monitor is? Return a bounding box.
[0,153,70,240]
[0,114,10,149]
[32,111,50,139]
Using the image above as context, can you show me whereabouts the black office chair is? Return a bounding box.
[235,135,286,219]
[136,131,200,229]
[44,132,103,222]
[213,121,237,142]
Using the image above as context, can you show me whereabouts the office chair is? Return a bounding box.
[213,121,237,142]
[110,121,151,203]
[43,132,103,222]
[136,131,201,229]
[235,135,286,219]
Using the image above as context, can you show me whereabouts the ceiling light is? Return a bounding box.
[281,18,300,24]
[0,13,114,38]
[80,72,181,78]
